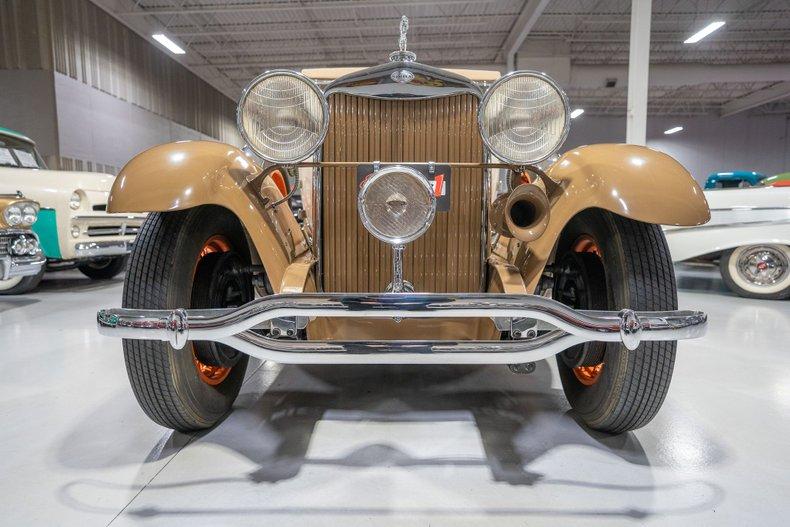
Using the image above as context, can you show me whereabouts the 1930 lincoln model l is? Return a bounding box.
[98,17,710,434]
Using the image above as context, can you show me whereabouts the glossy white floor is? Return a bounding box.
[0,266,787,526]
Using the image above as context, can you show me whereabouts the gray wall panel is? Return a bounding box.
[565,114,790,184]
[0,69,58,160]
[54,72,215,174]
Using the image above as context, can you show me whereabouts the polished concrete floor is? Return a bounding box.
[0,265,787,526]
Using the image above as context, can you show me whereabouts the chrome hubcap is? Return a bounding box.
[736,246,788,286]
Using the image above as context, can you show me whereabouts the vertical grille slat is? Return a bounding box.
[321,93,484,293]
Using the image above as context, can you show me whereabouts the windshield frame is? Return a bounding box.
[0,133,48,170]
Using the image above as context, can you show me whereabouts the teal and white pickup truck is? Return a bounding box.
[0,126,145,293]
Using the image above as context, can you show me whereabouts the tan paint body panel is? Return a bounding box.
[517,143,710,291]
[107,140,312,292]
[107,139,707,340]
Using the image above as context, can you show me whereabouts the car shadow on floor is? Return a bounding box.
[0,296,40,313]
[36,273,124,293]
[214,363,723,486]
[57,363,726,521]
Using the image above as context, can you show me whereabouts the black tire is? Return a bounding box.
[0,266,45,295]
[553,209,677,434]
[78,255,127,280]
[719,245,790,300]
[122,206,254,432]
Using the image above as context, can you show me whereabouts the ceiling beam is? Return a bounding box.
[117,0,504,16]
[501,0,552,71]
[721,81,790,117]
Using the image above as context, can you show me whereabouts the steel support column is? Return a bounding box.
[626,0,652,145]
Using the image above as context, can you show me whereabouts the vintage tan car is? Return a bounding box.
[98,18,710,434]
[0,193,46,292]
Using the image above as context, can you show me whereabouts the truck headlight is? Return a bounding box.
[21,203,39,225]
[478,71,570,165]
[3,204,22,226]
[69,191,82,210]
[357,165,436,246]
[237,70,329,164]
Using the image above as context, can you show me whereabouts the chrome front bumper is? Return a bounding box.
[74,240,132,258]
[0,254,46,280]
[97,293,707,365]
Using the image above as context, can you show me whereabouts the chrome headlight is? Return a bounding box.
[3,204,22,226]
[479,71,570,165]
[358,165,436,245]
[237,70,329,164]
[21,203,39,225]
[69,191,82,210]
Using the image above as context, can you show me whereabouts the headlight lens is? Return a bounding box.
[237,71,328,164]
[479,71,570,165]
[69,191,82,210]
[357,165,436,245]
[22,203,38,225]
[71,225,81,238]
[4,205,22,226]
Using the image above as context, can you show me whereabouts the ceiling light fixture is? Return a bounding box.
[664,126,684,135]
[152,34,186,55]
[683,21,725,44]
[570,108,585,119]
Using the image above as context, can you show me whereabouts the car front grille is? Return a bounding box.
[0,233,10,257]
[320,92,485,293]
[86,225,140,237]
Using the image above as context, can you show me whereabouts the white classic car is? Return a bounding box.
[0,126,146,294]
[664,186,790,299]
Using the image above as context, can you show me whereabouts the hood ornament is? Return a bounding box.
[389,15,416,63]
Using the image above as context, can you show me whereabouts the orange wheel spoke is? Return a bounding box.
[192,235,234,386]
[571,234,604,386]
[573,363,604,386]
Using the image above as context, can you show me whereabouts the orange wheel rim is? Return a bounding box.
[192,235,233,386]
[572,235,602,257]
[571,234,605,385]
[573,363,604,386]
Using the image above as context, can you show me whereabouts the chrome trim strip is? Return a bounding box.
[670,218,790,233]
[324,61,483,100]
[709,206,790,212]
[97,293,707,365]
[74,241,131,258]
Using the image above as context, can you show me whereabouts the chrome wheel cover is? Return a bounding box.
[735,245,788,287]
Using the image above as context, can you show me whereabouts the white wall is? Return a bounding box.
[53,72,219,173]
[564,113,790,184]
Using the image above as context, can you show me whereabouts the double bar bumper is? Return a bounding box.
[97,293,707,365]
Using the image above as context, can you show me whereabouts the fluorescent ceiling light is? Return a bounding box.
[152,34,186,54]
[683,21,725,44]
[664,126,684,135]
[570,108,585,119]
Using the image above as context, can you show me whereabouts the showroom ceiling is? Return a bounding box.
[93,0,790,116]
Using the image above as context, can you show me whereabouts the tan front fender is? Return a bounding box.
[521,143,710,291]
[108,140,311,291]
